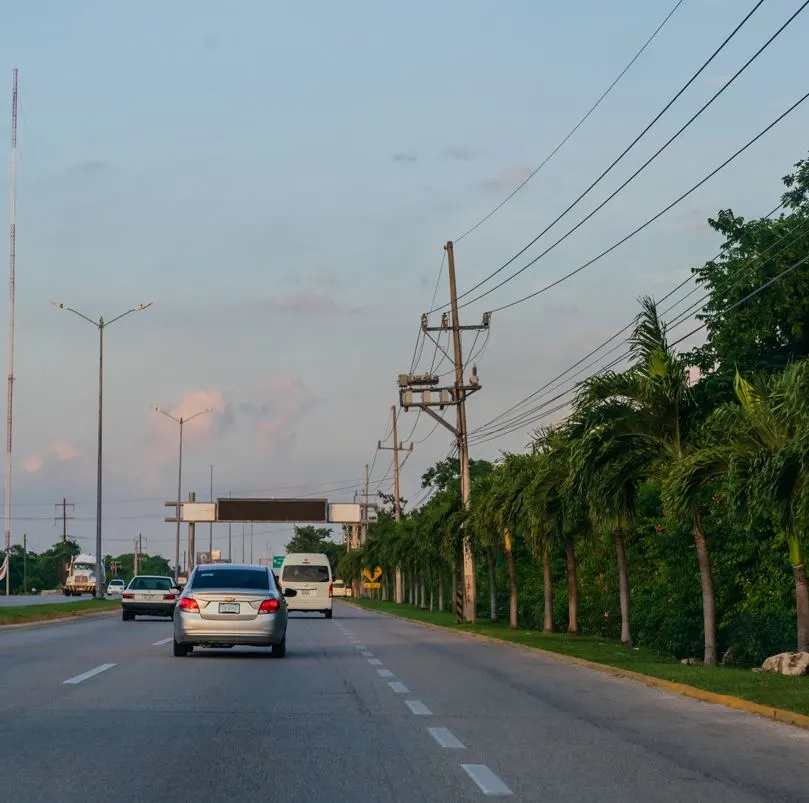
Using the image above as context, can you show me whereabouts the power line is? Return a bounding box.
[454,1,809,314]
[453,0,686,244]
[430,0,767,314]
[485,88,809,314]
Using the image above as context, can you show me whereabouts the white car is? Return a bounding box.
[106,578,126,596]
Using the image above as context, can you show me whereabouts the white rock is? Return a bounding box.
[761,652,809,676]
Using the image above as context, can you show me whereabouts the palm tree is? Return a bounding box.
[577,297,719,664]
[666,363,809,652]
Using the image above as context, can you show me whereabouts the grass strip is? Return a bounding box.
[0,599,120,626]
[348,598,809,718]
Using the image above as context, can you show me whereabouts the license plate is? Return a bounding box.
[144,594,157,600]
[218,602,240,614]
[300,590,316,596]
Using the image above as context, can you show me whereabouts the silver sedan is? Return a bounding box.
[172,563,297,658]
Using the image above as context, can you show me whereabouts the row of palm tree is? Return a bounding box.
[340,296,809,666]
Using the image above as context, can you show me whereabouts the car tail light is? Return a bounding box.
[178,597,199,613]
[328,583,333,598]
[163,594,176,600]
[122,593,134,600]
[258,598,280,614]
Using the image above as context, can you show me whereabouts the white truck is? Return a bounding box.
[64,553,106,596]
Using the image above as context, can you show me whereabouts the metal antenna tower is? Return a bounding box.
[4,68,18,595]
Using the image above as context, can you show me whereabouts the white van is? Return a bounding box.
[279,553,333,618]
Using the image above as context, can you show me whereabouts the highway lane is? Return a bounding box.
[1,603,807,801]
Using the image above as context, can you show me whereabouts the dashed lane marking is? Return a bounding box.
[63,663,116,685]
[427,727,465,749]
[405,700,432,716]
[461,765,513,797]
[389,681,410,693]
[377,669,395,678]
[367,658,382,666]
[152,637,172,646]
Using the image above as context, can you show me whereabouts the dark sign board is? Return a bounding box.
[216,497,328,523]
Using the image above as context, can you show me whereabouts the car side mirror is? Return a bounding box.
[283,588,298,598]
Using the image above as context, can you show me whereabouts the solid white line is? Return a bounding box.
[389,681,409,693]
[377,669,394,678]
[427,727,465,749]
[405,700,432,715]
[63,663,116,685]
[461,765,513,796]
[367,658,382,666]
[152,637,172,646]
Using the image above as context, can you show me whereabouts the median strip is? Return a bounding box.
[0,600,120,627]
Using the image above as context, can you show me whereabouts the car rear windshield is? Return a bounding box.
[191,568,270,590]
[282,564,330,583]
[129,577,174,591]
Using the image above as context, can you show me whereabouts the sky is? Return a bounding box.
[0,0,807,562]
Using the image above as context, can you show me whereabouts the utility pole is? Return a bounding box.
[187,491,196,572]
[362,463,369,545]
[397,240,489,623]
[378,405,412,603]
[133,533,141,577]
[227,491,232,562]
[22,533,26,592]
[208,465,214,555]
[250,522,254,564]
[242,523,246,563]
[54,498,74,586]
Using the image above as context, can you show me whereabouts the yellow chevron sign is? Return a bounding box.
[362,567,383,583]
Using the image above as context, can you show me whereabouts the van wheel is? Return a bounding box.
[325,610,333,619]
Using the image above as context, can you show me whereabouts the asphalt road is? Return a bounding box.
[1,603,807,802]
[0,593,118,606]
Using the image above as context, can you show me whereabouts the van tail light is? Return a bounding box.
[259,598,280,614]
[178,597,199,613]
[122,593,134,600]
[163,594,176,600]
[328,583,333,598]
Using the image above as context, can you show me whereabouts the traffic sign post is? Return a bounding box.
[272,556,284,569]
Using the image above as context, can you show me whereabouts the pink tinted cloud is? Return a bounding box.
[49,440,81,460]
[481,166,533,192]
[253,376,306,453]
[169,389,224,434]
[23,455,44,473]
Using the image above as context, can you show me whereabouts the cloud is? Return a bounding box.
[670,209,710,233]
[69,160,114,176]
[445,145,478,162]
[252,376,307,454]
[392,149,418,163]
[170,390,225,432]
[49,441,81,460]
[273,291,337,314]
[23,455,44,473]
[481,165,533,192]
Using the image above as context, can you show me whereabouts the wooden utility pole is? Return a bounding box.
[378,405,412,603]
[397,240,489,623]
[134,533,142,576]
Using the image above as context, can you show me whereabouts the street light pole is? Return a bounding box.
[152,405,212,581]
[53,300,152,599]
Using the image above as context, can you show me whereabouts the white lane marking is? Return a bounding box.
[152,637,172,646]
[389,681,409,693]
[354,644,366,650]
[63,663,116,685]
[377,669,395,678]
[361,651,374,657]
[427,727,465,749]
[461,765,513,796]
[367,658,382,666]
[405,700,432,715]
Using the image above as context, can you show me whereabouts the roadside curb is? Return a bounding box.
[344,601,809,732]
[0,608,120,631]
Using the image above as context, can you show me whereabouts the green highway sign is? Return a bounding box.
[272,556,285,569]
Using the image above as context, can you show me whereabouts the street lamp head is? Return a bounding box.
[51,300,65,309]
[137,302,153,311]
